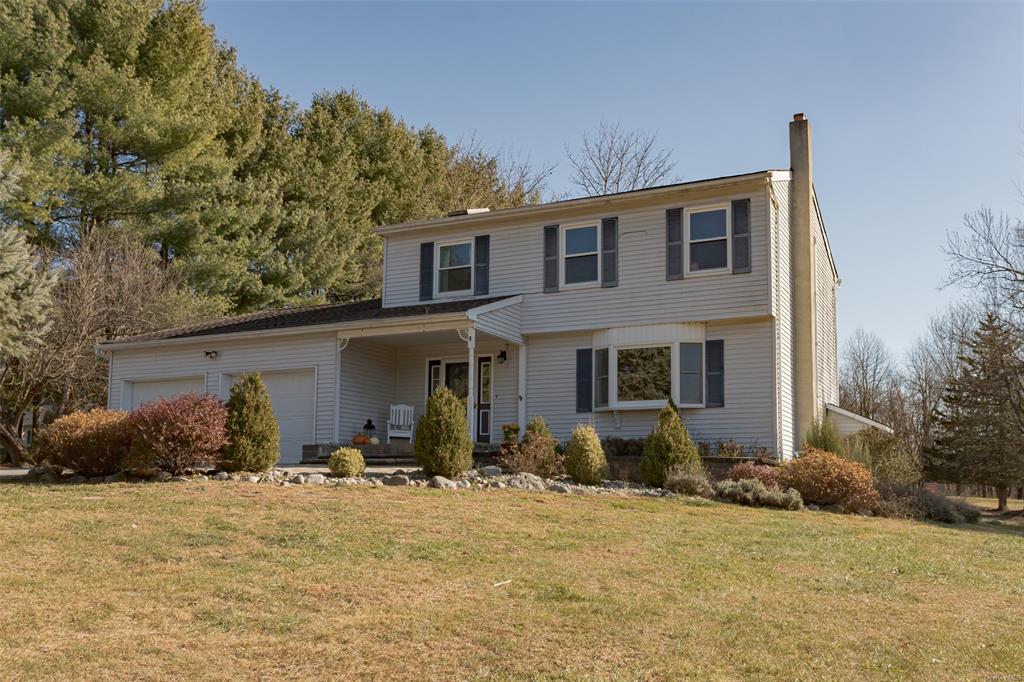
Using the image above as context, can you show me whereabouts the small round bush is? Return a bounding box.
[664,467,715,498]
[328,447,365,478]
[32,409,131,476]
[413,387,473,478]
[563,423,608,485]
[726,462,779,489]
[126,393,228,475]
[778,448,879,513]
[221,374,280,472]
[639,401,701,487]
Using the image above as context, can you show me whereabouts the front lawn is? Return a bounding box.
[1,482,1021,680]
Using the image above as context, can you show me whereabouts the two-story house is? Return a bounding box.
[100,115,878,464]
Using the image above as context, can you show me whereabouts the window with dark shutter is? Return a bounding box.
[601,217,618,287]
[419,242,434,301]
[576,348,593,413]
[732,199,751,274]
[543,225,559,292]
[666,208,684,280]
[473,235,490,295]
[594,348,609,408]
[706,340,724,407]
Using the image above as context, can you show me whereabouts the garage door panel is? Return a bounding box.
[230,370,314,465]
[130,377,206,410]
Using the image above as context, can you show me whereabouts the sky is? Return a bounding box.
[203,1,1023,359]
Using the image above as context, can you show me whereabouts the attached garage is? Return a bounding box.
[230,369,315,464]
[128,376,206,410]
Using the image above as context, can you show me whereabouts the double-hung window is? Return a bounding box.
[562,224,599,286]
[436,240,473,295]
[678,342,704,406]
[686,205,730,274]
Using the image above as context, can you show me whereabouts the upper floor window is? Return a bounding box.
[562,224,599,286]
[686,205,730,274]
[436,240,472,295]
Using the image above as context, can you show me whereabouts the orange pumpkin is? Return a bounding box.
[352,434,369,445]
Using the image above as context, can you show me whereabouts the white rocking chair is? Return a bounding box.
[387,404,415,444]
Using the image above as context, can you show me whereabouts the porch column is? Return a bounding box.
[333,337,349,443]
[517,343,527,434]
[459,328,477,442]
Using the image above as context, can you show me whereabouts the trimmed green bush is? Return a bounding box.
[715,478,803,510]
[804,416,840,453]
[664,467,715,498]
[328,447,365,478]
[221,374,280,472]
[563,423,608,485]
[413,387,473,478]
[639,401,701,487]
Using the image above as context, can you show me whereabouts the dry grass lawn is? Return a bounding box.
[1,481,1022,681]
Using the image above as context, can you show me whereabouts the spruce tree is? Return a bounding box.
[221,374,280,472]
[928,313,1024,510]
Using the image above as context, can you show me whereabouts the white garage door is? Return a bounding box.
[129,377,206,410]
[231,370,314,464]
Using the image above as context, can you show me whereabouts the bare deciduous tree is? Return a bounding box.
[839,328,896,422]
[565,121,677,197]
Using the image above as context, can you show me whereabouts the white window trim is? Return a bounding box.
[560,223,601,289]
[435,238,474,297]
[684,203,731,277]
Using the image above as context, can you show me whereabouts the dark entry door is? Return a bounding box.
[476,356,492,443]
[444,362,469,399]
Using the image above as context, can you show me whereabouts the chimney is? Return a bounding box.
[789,113,819,447]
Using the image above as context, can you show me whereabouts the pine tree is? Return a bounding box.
[928,313,1024,510]
[221,374,280,472]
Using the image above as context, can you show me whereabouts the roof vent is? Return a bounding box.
[446,207,491,217]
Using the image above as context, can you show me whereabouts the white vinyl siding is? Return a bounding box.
[127,376,206,410]
[338,340,396,444]
[524,319,776,452]
[813,199,840,408]
[473,301,522,344]
[382,187,770,333]
[771,178,797,458]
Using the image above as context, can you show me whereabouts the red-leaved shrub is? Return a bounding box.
[32,409,131,476]
[726,462,780,489]
[778,448,880,513]
[126,393,227,474]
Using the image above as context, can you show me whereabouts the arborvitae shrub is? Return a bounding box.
[726,462,780,489]
[499,415,561,478]
[221,374,280,472]
[563,424,608,485]
[778,447,879,513]
[714,478,803,510]
[413,387,473,478]
[126,393,227,475]
[804,416,841,453]
[32,409,131,476]
[639,401,701,487]
[328,447,365,478]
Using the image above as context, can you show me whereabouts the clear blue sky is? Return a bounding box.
[204,1,1022,360]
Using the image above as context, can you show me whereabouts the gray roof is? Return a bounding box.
[104,296,513,345]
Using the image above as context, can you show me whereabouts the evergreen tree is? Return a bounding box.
[639,400,701,486]
[928,313,1024,510]
[221,374,280,472]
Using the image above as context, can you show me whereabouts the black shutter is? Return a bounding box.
[706,340,724,408]
[601,217,618,287]
[473,235,490,295]
[419,242,434,301]
[666,208,684,280]
[543,225,559,293]
[576,348,593,413]
[732,199,751,274]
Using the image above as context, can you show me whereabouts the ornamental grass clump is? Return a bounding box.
[778,447,879,513]
[328,447,365,478]
[714,478,803,510]
[126,393,227,475]
[221,374,280,472]
[413,387,473,478]
[639,400,701,487]
[32,409,131,476]
[563,423,608,485]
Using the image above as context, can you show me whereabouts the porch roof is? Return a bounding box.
[99,295,516,349]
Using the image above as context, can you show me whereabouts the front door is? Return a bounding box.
[443,362,469,399]
[427,357,491,444]
[476,356,492,443]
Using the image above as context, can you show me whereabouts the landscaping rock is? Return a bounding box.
[169,476,187,483]
[213,471,230,481]
[243,476,261,484]
[67,475,87,484]
[427,475,457,490]
[382,474,411,486]
[288,474,306,485]
[39,471,60,484]
[805,503,819,511]
[480,465,502,476]
[548,482,571,494]
[507,473,546,491]
[152,471,172,482]
[104,471,127,483]
[457,479,471,489]
[304,473,326,485]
